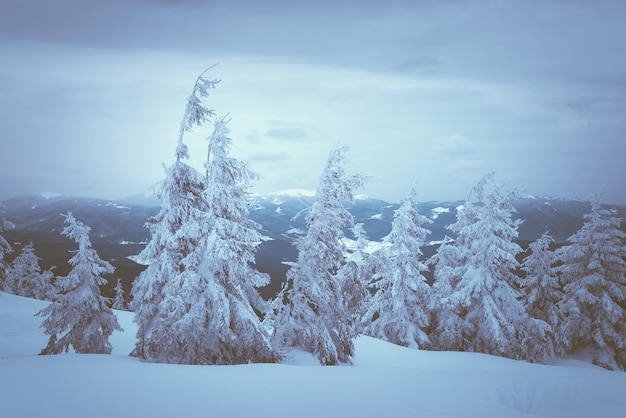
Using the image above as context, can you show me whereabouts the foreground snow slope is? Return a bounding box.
[1,292,625,418]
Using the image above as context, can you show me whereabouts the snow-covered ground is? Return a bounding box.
[1,292,625,418]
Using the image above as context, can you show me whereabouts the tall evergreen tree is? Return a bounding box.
[132,70,274,364]
[6,242,55,300]
[521,232,566,362]
[430,173,549,361]
[37,213,121,354]
[0,211,14,292]
[148,117,277,364]
[338,223,375,335]
[363,182,432,348]
[429,202,479,351]
[556,198,626,371]
[130,68,217,360]
[271,146,365,365]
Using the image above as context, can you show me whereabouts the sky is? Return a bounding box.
[1,0,625,204]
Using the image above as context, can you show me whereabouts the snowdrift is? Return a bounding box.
[1,292,625,418]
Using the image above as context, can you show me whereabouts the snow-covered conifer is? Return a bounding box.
[521,232,566,362]
[556,198,626,371]
[149,117,277,364]
[37,213,122,354]
[338,223,375,334]
[429,202,479,351]
[130,69,216,360]
[271,146,366,365]
[363,182,432,348]
[430,173,549,361]
[112,278,126,311]
[6,242,55,300]
[129,156,206,359]
[132,70,275,364]
[0,212,14,292]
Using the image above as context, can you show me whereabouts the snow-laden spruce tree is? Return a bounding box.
[37,213,121,354]
[0,212,14,292]
[556,198,626,371]
[112,278,126,311]
[148,116,277,364]
[363,182,432,348]
[429,201,479,351]
[271,146,366,365]
[6,242,55,300]
[337,223,376,334]
[521,232,566,362]
[431,173,549,361]
[130,68,217,360]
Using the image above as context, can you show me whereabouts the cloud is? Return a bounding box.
[244,151,290,163]
[393,56,443,76]
[430,134,476,157]
[265,128,309,142]
[1,1,625,205]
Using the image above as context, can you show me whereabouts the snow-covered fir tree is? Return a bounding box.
[37,213,121,354]
[556,198,626,371]
[521,232,566,362]
[148,116,277,364]
[6,242,55,300]
[271,146,366,365]
[129,154,206,359]
[0,211,14,292]
[132,70,274,364]
[130,68,217,360]
[429,202,479,351]
[112,278,126,311]
[337,223,375,334]
[430,173,550,361]
[363,182,432,349]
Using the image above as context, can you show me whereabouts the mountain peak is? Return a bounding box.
[40,192,63,199]
[267,189,316,198]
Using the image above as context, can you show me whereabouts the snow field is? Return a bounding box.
[2,293,626,418]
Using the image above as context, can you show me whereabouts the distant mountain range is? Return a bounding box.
[1,192,624,300]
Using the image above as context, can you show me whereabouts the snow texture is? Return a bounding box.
[2,293,626,418]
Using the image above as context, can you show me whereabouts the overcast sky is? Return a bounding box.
[1,0,625,204]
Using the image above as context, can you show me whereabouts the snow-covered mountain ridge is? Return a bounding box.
[1,193,624,298]
[3,193,621,243]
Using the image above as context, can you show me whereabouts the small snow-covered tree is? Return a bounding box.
[363,182,432,348]
[0,212,14,292]
[338,223,375,334]
[271,146,366,365]
[112,278,126,310]
[556,198,626,371]
[130,68,217,360]
[37,213,122,354]
[521,232,566,362]
[431,173,549,361]
[6,242,55,300]
[149,117,277,364]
